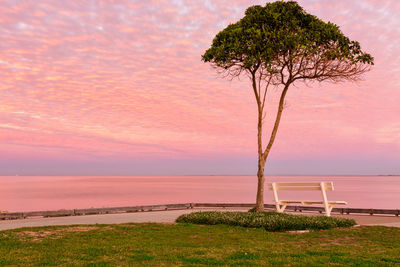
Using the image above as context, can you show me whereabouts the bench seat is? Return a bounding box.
[278,200,347,205]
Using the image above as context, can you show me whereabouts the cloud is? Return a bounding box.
[0,0,399,174]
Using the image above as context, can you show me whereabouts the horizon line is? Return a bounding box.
[1,174,399,177]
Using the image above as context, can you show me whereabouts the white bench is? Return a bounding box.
[267,182,347,216]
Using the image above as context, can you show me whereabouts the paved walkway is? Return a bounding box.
[1,208,399,231]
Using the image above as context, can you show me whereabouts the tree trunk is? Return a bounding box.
[255,157,266,211]
[254,82,290,212]
[251,71,266,212]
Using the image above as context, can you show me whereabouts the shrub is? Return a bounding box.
[176,211,356,232]
[247,207,257,212]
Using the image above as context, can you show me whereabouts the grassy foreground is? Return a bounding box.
[176,211,356,231]
[1,223,400,266]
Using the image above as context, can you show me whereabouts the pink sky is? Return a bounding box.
[0,0,399,175]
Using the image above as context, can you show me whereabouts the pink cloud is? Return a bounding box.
[0,0,399,174]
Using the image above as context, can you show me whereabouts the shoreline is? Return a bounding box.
[1,203,399,220]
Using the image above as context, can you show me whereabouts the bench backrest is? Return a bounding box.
[267,182,334,191]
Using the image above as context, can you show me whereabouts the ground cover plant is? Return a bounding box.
[0,223,399,266]
[176,211,356,231]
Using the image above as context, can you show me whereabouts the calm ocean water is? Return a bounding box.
[0,176,399,212]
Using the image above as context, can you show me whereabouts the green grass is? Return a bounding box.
[176,211,356,231]
[0,223,399,266]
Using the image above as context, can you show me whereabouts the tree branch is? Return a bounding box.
[262,82,291,159]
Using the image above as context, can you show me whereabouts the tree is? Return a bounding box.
[202,1,374,211]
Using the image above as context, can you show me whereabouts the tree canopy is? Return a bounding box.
[202,1,373,84]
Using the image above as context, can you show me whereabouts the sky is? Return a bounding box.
[0,0,399,176]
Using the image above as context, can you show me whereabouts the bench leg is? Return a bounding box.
[321,183,332,217]
[325,204,334,217]
[275,203,287,213]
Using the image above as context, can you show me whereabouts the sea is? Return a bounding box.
[0,176,399,212]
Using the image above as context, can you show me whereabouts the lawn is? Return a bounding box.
[0,223,399,266]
